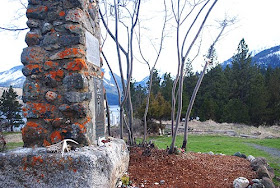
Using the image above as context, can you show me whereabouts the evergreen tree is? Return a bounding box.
[265,67,280,125]
[160,73,173,103]
[147,69,161,95]
[248,67,268,125]
[0,86,23,132]
[230,38,252,102]
[130,80,146,114]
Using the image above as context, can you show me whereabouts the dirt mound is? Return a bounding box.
[128,147,256,187]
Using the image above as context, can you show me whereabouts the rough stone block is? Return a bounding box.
[0,138,129,188]
[64,24,83,35]
[64,58,88,71]
[45,91,58,102]
[26,19,40,28]
[50,47,85,60]
[22,121,48,147]
[62,0,87,9]
[26,5,48,20]
[23,102,57,119]
[65,8,93,33]
[59,103,86,118]
[43,75,58,88]
[251,157,268,171]
[59,35,85,46]
[22,79,40,102]
[261,177,275,188]
[65,8,84,23]
[43,61,59,70]
[257,165,271,179]
[63,73,87,90]
[28,0,40,5]
[22,64,43,76]
[44,69,65,81]
[25,30,42,46]
[64,91,91,103]
[21,47,46,65]
[42,23,53,34]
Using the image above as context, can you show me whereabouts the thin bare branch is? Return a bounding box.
[0,27,28,31]
[181,0,211,60]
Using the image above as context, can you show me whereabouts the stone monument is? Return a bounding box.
[21,0,104,147]
[0,1,129,187]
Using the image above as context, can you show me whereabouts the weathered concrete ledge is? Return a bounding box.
[0,138,129,188]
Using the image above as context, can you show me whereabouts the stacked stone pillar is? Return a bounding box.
[21,0,104,147]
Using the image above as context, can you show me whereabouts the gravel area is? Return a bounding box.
[247,143,280,158]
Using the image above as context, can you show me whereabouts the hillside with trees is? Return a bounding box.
[131,39,280,127]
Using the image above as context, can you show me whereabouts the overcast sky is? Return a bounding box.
[0,0,280,81]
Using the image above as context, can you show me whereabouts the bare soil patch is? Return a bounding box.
[164,120,280,139]
[3,133,22,143]
[128,147,256,188]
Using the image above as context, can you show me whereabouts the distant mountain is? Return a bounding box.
[253,45,280,69]
[221,45,280,69]
[0,65,25,88]
[103,69,123,105]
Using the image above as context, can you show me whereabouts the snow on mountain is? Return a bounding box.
[221,45,280,69]
[0,65,25,88]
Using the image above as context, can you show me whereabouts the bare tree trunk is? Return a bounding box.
[169,0,218,154]
[182,60,208,149]
[104,91,111,136]
[139,1,167,144]
[181,19,228,150]
[99,0,141,143]
[101,51,122,137]
[143,68,154,143]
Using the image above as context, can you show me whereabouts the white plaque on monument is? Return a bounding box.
[85,31,100,67]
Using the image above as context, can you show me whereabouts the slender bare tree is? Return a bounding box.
[181,17,236,150]
[99,0,141,144]
[135,0,168,144]
[169,0,219,154]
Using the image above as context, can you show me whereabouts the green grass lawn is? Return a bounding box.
[146,134,280,185]
[6,142,23,150]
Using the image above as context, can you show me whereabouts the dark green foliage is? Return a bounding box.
[180,39,279,125]
[0,86,24,132]
[131,39,280,126]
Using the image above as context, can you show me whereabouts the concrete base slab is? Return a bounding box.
[0,138,129,188]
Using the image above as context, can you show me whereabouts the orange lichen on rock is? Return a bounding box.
[26,64,42,72]
[26,121,39,128]
[44,61,59,70]
[24,102,56,118]
[64,58,88,71]
[32,103,56,114]
[32,156,43,166]
[57,48,85,59]
[43,139,51,146]
[74,117,91,133]
[45,69,64,80]
[100,71,104,78]
[27,6,48,13]
[59,11,65,17]
[50,131,62,143]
